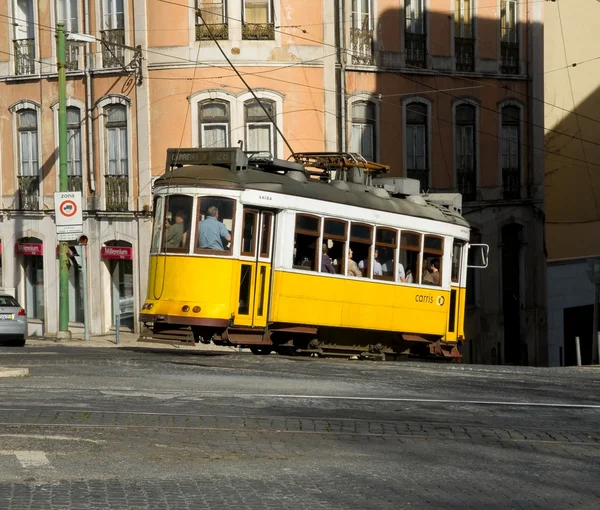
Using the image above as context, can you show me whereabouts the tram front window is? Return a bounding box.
[163,195,193,252]
[196,197,235,253]
[150,197,164,254]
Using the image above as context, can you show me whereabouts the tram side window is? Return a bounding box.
[150,197,164,254]
[451,241,464,283]
[351,223,373,278]
[322,218,347,274]
[163,195,193,252]
[399,232,421,284]
[375,228,397,281]
[241,209,258,257]
[422,235,444,286]
[294,214,320,271]
[196,197,235,253]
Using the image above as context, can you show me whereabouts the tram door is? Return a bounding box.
[235,208,275,328]
[446,240,466,342]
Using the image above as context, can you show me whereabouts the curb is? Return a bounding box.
[0,367,29,378]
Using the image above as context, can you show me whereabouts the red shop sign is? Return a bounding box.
[101,246,133,260]
[15,243,44,256]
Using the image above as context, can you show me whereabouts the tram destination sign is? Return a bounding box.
[168,149,236,166]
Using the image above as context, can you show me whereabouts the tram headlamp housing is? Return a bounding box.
[182,305,190,312]
[193,306,201,313]
[142,303,154,310]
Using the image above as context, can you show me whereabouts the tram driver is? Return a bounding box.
[198,206,231,250]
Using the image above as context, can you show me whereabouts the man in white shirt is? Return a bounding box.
[359,248,383,276]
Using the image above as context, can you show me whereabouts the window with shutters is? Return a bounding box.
[350,101,376,161]
[405,101,429,191]
[455,104,476,201]
[17,108,40,210]
[66,107,83,191]
[199,101,230,148]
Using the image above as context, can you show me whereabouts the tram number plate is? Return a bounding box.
[0,314,13,320]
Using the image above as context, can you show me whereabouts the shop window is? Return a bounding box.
[104,241,134,330]
[322,218,347,274]
[241,209,259,257]
[350,223,372,278]
[18,237,45,319]
[399,231,421,284]
[195,197,235,254]
[375,227,397,281]
[163,195,194,252]
[422,235,444,286]
[294,214,320,271]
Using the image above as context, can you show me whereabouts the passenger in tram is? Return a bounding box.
[346,247,362,277]
[422,258,440,285]
[397,262,407,283]
[321,243,336,274]
[165,210,188,248]
[359,248,382,276]
[198,206,231,250]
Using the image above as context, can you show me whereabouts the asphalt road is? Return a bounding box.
[0,343,599,509]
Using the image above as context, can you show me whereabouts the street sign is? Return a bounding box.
[54,192,82,227]
[57,233,79,242]
[56,225,84,234]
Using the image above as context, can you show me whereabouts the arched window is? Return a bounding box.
[245,99,276,156]
[501,105,520,199]
[455,104,476,201]
[17,109,39,210]
[104,103,129,211]
[67,106,83,191]
[199,100,230,148]
[350,101,376,161]
[405,101,428,190]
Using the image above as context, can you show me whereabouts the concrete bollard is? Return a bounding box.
[575,336,581,367]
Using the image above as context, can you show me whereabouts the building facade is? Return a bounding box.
[0,0,547,365]
[544,1,600,366]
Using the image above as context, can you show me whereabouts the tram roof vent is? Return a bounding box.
[406,195,427,206]
[330,180,350,192]
[287,170,308,183]
[422,193,463,215]
[369,187,391,199]
[372,177,420,196]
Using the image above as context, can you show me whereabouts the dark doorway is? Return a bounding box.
[502,224,523,365]
[563,305,593,366]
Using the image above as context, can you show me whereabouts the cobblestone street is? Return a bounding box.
[0,341,598,508]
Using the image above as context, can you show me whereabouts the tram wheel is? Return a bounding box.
[250,346,273,355]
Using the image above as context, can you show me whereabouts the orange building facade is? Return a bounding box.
[0,0,547,364]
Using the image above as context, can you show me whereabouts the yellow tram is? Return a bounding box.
[139,148,488,360]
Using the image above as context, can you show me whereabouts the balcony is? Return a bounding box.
[407,169,429,192]
[65,40,80,71]
[457,170,476,202]
[14,39,35,75]
[455,37,474,72]
[68,175,83,192]
[350,27,374,66]
[196,23,228,41]
[405,33,426,68]
[100,29,125,68]
[18,176,39,210]
[502,168,520,199]
[106,175,128,211]
[242,22,275,40]
[501,42,519,74]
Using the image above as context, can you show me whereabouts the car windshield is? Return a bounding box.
[0,296,20,307]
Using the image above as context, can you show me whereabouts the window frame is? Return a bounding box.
[198,99,230,148]
[102,0,125,30]
[244,98,276,156]
[293,213,321,272]
[194,196,237,256]
[350,100,376,161]
[56,0,79,32]
[422,234,445,287]
[455,103,477,200]
[241,209,259,257]
[162,194,195,254]
[374,227,398,282]
[242,0,273,25]
[454,0,472,38]
[399,230,422,285]
[500,0,518,43]
[350,222,373,278]
[351,0,373,31]
[105,104,129,177]
[17,108,39,177]
[66,106,82,177]
[405,0,425,35]
[321,218,348,275]
[259,211,274,259]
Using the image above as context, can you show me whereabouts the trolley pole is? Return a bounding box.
[57,23,71,340]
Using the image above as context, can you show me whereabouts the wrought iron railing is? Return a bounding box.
[100,29,125,68]
[18,176,39,210]
[242,22,275,40]
[196,23,228,40]
[65,40,80,71]
[68,175,83,192]
[106,175,129,211]
[457,170,476,202]
[501,41,519,74]
[455,37,474,72]
[502,168,520,199]
[350,27,374,66]
[14,39,35,75]
[405,32,426,68]
[407,169,429,192]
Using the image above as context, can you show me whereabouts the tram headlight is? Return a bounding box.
[182,305,190,312]
[142,303,154,310]
[193,306,201,313]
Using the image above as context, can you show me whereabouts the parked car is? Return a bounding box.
[0,295,27,347]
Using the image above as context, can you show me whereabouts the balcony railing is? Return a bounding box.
[350,27,374,66]
[101,29,125,68]
[106,175,129,211]
[196,23,228,41]
[14,39,35,75]
[405,32,426,68]
[68,175,83,192]
[457,170,476,202]
[242,22,275,40]
[502,168,520,199]
[455,37,474,72]
[407,169,429,192]
[501,41,519,74]
[18,176,39,210]
[65,40,80,71]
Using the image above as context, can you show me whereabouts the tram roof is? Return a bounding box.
[154,164,469,228]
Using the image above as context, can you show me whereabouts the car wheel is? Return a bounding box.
[11,336,25,347]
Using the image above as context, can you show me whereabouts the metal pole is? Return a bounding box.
[575,336,582,367]
[57,23,70,339]
[81,243,89,341]
[115,314,120,345]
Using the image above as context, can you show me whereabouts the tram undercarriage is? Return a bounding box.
[138,322,463,362]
